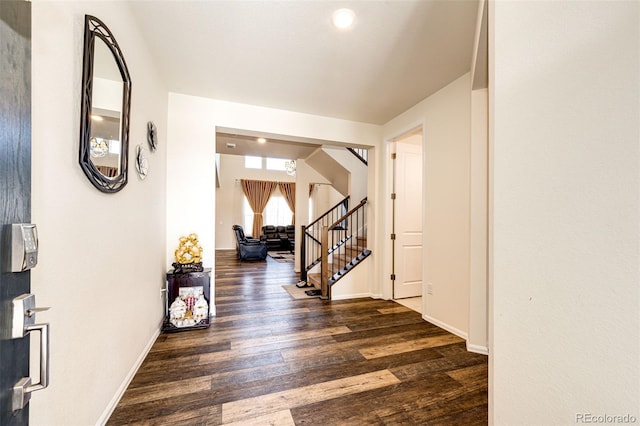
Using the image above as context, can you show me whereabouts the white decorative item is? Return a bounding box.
[193,295,209,321]
[285,160,296,176]
[169,297,186,322]
[90,137,108,158]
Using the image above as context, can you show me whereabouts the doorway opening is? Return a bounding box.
[390,127,423,313]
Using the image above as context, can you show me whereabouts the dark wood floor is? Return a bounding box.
[108,250,488,425]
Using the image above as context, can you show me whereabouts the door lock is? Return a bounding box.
[11,294,49,339]
[10,294,50,411]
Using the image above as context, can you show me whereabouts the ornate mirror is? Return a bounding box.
[79,15,131,193]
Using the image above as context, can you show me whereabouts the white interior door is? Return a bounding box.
[393,141,423,299]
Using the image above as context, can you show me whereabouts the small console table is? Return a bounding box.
[162,268,211,332]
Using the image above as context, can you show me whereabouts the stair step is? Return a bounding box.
[307,273,321,287]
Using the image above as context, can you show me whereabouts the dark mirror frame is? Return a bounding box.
[79,15,131,193]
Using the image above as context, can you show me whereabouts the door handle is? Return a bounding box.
[9,294,51,411]
[25,322,49,391]
[13,322,50,411]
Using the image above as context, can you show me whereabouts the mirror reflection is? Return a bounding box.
[90,38,123,179]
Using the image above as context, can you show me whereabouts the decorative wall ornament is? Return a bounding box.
[135,145,148,180]
[285,160,296,176]
[147,121,158,151]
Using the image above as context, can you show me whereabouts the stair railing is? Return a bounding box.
[320,197,368,299]
[300,196,349,281]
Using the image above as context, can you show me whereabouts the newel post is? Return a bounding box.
[321,225,330,299]
[299,225,307,282]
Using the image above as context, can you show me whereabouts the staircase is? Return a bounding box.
[300,197,371,299]
[306,235,369,287]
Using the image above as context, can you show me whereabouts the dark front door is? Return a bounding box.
[0,1,32,425]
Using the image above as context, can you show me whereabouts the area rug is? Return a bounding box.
[268,251,295,263]
[282,284,321,299]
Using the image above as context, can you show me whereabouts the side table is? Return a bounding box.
[163,268,211,332]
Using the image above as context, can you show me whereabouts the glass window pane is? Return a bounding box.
[266,157,287,171]
[244,190,293,234]
[243,197,254,234]
[245,156,262,169]
[264,189,293,226]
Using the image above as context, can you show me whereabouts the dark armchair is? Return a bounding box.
[232,225,267,261]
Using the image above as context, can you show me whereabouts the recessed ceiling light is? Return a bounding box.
[257,137,267,144]
[332,8,356,29]
[91,115,103,121]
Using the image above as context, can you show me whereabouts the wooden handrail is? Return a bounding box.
[307,196,349,229]
[328,197,367,229]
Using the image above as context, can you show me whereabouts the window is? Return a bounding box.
[266,157,287,171]
[244,155,262,169]
[108,139,121,155]
[243,188,293,232]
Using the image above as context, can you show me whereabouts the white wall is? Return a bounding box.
[31,2,168,425]
[331,256,372,300]
[310,184,344,222]
[322,146,368,203]
[166,93,380,285]
[383,73,472,337]
[490,1,639,423]
[468,88,488,354]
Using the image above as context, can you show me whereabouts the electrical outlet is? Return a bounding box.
[426,282,433,295]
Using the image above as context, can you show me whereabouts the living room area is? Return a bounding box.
[215,131,366,271]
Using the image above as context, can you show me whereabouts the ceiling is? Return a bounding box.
[128,0,480,126]
[216,131,321,159]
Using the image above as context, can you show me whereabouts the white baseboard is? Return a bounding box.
[97,327,160,425]
[466,343,489,355]
[331,292,373,300]
[422,314,469,341]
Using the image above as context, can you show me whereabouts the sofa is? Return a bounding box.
[260,225,294,251]
[232,225,267,261]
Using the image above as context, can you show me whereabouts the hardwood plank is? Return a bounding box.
[229,325,352,350]
[221,370,401,423]
[123,405,220,426]
[223,409,295,426]
[117,375,212,406]
[377,305,413,314]
[291,373,461,424]
[447,363,489,387]
[359,333,464,359]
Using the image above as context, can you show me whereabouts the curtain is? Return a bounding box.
[278,182,296,225]
[241,179,278,238]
